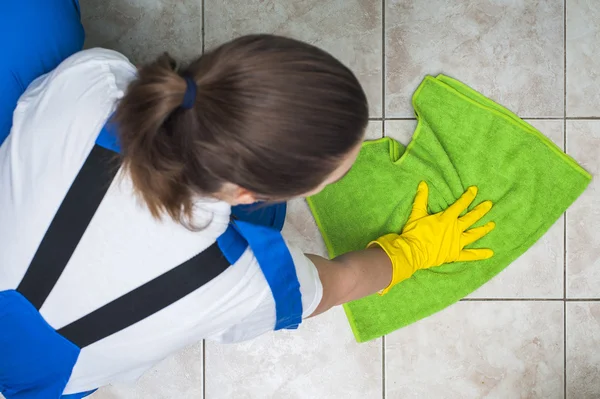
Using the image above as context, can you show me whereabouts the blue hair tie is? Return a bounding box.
[181,76,197,109]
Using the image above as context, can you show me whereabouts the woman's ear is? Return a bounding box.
[234,187,258,205]
[216,183,259,205]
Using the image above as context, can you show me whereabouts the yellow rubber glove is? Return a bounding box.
[369,181,496,295]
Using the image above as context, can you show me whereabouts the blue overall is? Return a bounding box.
[0,1,303,397]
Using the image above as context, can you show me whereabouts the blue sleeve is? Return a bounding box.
[234,220,303,330]
[0,0,84,146]
[0,290,80,399]
[231,203,287,231]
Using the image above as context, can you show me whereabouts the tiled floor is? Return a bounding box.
[79,0,599,398]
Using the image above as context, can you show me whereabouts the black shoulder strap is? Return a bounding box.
[17,142,233,348]
[17,146,117,309]
[58,242,229,348]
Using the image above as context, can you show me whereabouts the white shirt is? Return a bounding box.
[0,48,322,394]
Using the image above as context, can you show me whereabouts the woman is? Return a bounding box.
[0,2,495,398]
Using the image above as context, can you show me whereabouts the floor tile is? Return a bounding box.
[385,120,566,298]
[566,302,600,399]
[384,120,417,145]
[204,0,383,117]
[385,301,564,399]
[386,0,564,118]
[92,342,203,398]
[566,0,600,117]
[80,0,203,65]
[283,198,328,258]
[205,307,382,399]
[365,121,384,141]
[566,121,600,298]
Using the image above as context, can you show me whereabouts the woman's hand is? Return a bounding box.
[307,181,495,317]
[369,181,495,294]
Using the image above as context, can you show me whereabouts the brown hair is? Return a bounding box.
[115,34,368,223]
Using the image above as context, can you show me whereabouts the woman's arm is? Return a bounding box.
[306,182,496,317]
[307,249,392,316]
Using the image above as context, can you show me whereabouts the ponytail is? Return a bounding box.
[115,53,204,222]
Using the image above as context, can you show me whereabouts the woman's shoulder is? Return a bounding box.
[11,48,136,155]
[45,48,136,80]
[52,48,137,88]
[59,48,134,65]
[18,48,136,107]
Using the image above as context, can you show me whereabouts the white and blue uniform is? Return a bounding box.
[0,4,323,398]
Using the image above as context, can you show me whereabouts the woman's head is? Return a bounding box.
[115,34,368,222]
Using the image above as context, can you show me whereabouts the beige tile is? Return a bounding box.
[386,0,564,118]
[384,120,417,145]
[386,301,564,399]
[92,342,203,398]
[283,198,328,258]
[204,0,383,117]
[567,302,600,399]
[528,119,565,149]
[80,0,203,65]
[205,307,382,399]
[365,121,384,141]
[566,121,600,298]
[567,0,600,117]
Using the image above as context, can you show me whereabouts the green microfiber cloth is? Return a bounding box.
[307,74,592,343]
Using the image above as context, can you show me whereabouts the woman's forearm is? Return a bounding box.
[305,183,496,319]
[306,248,392,317]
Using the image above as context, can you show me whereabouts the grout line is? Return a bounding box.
[520,117,563,120]
[461,298,600,301]
[563,155,568,395]
[368,117,595,121]
[563,213,568,399]
[371,117,416,121]
[563,0,568,393]
[382,335,386,399]
[564,0,568,122]
[565,298,600,302]
[564,300,567,399]
[201,0,205,54]
[461,298,600,302]
[461,298,563,301]
[381,0,386,138]
[202,339,206,399]
[381,4,386,398]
